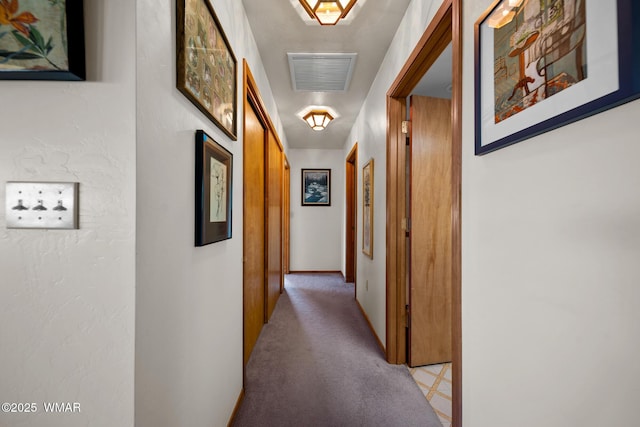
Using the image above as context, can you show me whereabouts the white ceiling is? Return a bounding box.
[242,0,413,149]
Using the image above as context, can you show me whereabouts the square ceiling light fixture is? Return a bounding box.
[299,0,358,25]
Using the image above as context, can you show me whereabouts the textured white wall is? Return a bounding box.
[343,0,444,346]
[462,1,640,426]
[288,149,344,271]
[0,1,136,427]
[135,1,285,426]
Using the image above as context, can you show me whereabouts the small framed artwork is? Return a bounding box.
[195,129,232,246]
[362,159,373,259]
[301,169,330,206]
[475,0,640,155]
[0,0,85,80]
[177,0,237,140]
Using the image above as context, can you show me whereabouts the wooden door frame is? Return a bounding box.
[385,0,462,425]
[345,143,358,287]
[283,156,290,278]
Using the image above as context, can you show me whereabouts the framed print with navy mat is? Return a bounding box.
[475,0,640,155]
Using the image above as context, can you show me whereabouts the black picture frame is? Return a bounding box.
[195,129,232,246]
[301,169,331,206]
[177,0,237,140]
[0,0,85,80]
[474,0,640,155]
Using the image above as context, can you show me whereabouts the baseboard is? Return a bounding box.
[226,388,245,427]
[288,270,343,276]
[355,299,386,356]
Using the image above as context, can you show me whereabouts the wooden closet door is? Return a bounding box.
[266,131,282,320]
[243,98,266,366]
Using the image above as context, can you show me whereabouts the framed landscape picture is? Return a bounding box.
[475,0,640,154]
[177,0,237,140]
[362,159,373,258]
[195,129,232,246]
[301,169,330,206]
[0,0,85,80]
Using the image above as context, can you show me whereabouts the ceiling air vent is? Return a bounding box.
[287,53,357,92]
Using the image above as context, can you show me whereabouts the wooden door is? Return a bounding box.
[266,131,282,319]
[408,95,452,367]
[345,144,358,283]
[243,98,266,366]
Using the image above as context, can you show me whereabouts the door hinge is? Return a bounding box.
[405,304,410,328]
[401,120,410,135]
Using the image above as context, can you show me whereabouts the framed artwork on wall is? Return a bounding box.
[177,0,237,140]
[475,0,640,155]
[0,0,85,80]
[195,129,232,246]
[362,158,373,259]
[301,169,331,206]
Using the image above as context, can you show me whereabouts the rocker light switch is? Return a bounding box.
[5,182,79,229]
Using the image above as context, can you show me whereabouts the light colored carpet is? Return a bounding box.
[232,273,442,427]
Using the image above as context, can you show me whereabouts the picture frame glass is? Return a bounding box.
[178,0,237,140]
[362,159,373,258]
[209,156,227,223]
[301,169,330,206]
[195,130,232,246]
[0,0,85,80]
[475,0,640,154]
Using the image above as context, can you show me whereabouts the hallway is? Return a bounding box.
[3,1,639,427]
[232,273,442,427]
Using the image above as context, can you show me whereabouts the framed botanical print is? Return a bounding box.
[195,129,232,246]
[177,0,237,140]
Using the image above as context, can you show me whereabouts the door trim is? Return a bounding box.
[385,0,462,425]
[345,143,358,287]
[283,156,291,278]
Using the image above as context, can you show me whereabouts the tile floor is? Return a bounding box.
[408,363,452,427]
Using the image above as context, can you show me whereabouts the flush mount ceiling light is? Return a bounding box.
[303,110,334,131]
[297,105,339,131]
[299,0,358,25]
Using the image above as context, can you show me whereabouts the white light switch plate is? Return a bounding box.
[6,182,79,229]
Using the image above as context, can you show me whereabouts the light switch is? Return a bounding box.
[5,182,79,229]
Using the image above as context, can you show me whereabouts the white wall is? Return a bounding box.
[461,2,640,426]
[288,149,344,271]
[135,1,284,426]
[343,0,444,345]
[0,1,136,427]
